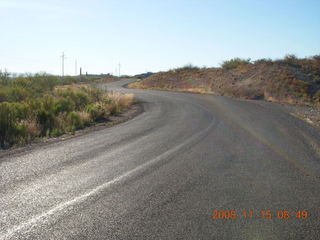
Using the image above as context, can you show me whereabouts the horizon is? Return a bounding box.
[1,0,319,76]
[1,54,319,78]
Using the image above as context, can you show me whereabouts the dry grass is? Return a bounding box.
[55,83,89,90]
[20,117,41,140]
[119,93,135,108]
[78,111,91,125]
[128,81,148,89]
[180,88,212,94]
[108,92,135,109]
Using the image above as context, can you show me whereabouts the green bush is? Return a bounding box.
[0,70,10,85]
[254,58,273,65]
[107,103,121,115]
[50,128,64,137]
[54,98,75,113]
[84,87,104,102]
[284,54,298,65]
[55,89,91,110]
[175,64,200,71]
[0,103,15,147]
[0,102,27,147]
[221,58,251,70]
[0,87,10,102]
[9,86,30,102]
[67,112,83,131]
[75,92,90,109]
[85,103,106,121]
[36,109,55,136]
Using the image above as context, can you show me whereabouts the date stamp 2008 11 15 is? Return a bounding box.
[210,210,309,220]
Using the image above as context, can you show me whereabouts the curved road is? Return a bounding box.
[1,80,320,239]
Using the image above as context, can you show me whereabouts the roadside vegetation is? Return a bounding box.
[221,58,252,70]
[0,72,134,149]
[129,55,320,107]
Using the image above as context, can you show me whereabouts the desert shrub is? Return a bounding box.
[118,93,135,109]
[22,117,41,140]
[14,123,29,144]
[312,55,320,61]
[12,77,31,88]
[10,74,59,97]
[85,103,106,121]
[283,54,298,66]
[56,88,93,110]
[0,102,28,147]
[284,54,297,61]
[0,87,10,102]
[50,113,68,136]
[50,128,64,137]
[106,92,133,114]
[254,58,273,65]
[67,112,83,131]
[54,97,75,114]
[72,91,90,110]
[55,88,74,98]
[32,96,55,136]
[106,103,121,115]
[0,103,15,147]
[8,86,30,102]
[36,109,55,136]
[221,58,251,70]
[0,70,10,85]
[0,86,30,103]
[175,64,200,71]
[78,111,91,126]
[103,96,113,105]
[84,87,104,102]
[26,99,42,116]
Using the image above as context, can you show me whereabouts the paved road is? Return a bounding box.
[1,80,320,239]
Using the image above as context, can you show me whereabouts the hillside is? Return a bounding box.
[130,55,320,107]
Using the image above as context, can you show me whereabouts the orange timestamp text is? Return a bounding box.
[210,210,309,220]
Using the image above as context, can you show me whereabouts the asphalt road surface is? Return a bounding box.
[1,80,320,240]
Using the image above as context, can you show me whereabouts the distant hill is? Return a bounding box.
[134,72,154,79]
[130,55,320,107]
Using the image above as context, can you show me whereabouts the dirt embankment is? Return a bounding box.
[131,57,319,106]
[129,56,320,126]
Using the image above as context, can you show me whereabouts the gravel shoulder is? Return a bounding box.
[282,104,320,128]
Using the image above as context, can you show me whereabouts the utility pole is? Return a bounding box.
[118,62,121,77]
[61,52,66,77]
[75,60,77,76]
[80,67,82,76]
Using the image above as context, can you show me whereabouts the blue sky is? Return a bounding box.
[0,0,319,76]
